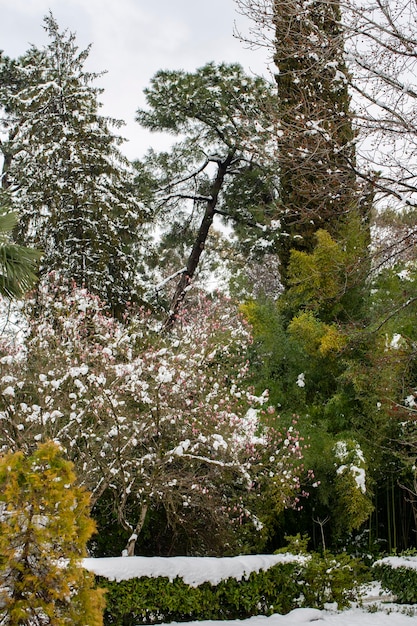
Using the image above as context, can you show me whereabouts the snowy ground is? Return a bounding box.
[83,554,417,625]
[151,609,417,624]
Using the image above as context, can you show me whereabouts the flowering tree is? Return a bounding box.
[0,277,311,555]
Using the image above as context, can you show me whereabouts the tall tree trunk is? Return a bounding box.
[273,0,365,286]
[163,151,235,330]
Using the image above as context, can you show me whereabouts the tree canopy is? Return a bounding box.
[2,4,417,562]
[0,13,145,316]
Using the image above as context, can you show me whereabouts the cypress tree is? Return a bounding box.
[273,0,368,284]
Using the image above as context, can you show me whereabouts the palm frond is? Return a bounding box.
[0,211,18,234]
[0,242,42,299]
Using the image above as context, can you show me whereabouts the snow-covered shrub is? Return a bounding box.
[297,551,369,609]
[276,535,370,610]
[374,555,417,604]
[95,561,302,625]
[90,545,369,626]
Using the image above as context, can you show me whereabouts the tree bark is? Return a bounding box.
[163,151,235,331]
[125,503,149,557]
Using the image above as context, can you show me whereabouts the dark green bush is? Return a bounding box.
[374,557,417,604]
[298,551,370,609]
[276,534,371,610]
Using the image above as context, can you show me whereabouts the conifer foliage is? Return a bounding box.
[135,62,277,324]
[0,14,144,316]
[0,441,104,626]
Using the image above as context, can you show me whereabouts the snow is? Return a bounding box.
[351,465,366,493]
[82,555,417,625]
[334,440,367,493]
[296,373,305,388]
[389,334,405,350]
[375,556,417,571]
[83,554,306,586]
[163,610,417,625]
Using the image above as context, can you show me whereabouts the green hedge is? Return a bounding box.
[97,554,368,626]
[374,557,417,604]
[98,563,300,626]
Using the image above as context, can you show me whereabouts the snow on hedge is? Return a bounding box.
[82,553,306,586]
[374,556,417,570]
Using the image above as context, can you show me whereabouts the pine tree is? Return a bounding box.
[135,62,277,325]
[0,14,144,317]
[0,441,105,626]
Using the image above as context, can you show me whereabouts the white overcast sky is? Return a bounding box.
[0,0,272,160]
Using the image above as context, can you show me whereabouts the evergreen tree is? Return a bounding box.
[135,62,277,326]
[0,441,104,626]
[0,14,144,317]
[233,0,376,548]
[233,0,417,551]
